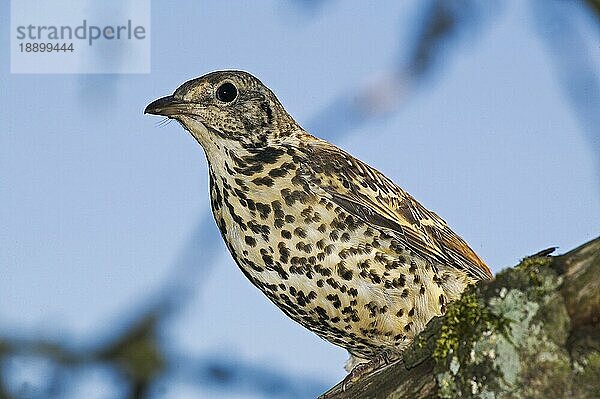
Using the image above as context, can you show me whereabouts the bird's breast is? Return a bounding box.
[206,155,453,358]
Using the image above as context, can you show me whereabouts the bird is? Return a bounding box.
[145,70,492,380]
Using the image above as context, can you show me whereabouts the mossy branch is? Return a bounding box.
[320,237,600,399]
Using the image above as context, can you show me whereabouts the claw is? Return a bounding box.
[341,350,400,390]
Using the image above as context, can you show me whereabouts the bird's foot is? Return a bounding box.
[341,350,400,391]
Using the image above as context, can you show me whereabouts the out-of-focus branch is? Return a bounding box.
[532,0,600,177]
[584,0,600,21]
[308,0,500,140]
[0,311,327,398]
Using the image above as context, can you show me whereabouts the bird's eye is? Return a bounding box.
[216,82,238,103]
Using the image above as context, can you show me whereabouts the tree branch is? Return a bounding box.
[320,237,600,398]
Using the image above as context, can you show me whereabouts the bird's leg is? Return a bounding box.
[341,349,400,390]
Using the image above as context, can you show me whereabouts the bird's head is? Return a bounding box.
[145,70,297,151]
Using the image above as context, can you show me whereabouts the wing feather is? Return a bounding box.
[298,138,492,281]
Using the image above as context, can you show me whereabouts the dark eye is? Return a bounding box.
[216,82,238,103]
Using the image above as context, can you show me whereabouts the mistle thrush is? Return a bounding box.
[145,70,492,377]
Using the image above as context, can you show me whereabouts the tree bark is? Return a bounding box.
[320,237,600,399]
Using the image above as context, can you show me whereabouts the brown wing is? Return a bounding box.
[298,137,492,281]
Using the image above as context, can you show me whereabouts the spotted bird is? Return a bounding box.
[145,70,492,377]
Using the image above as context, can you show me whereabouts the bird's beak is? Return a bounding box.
[144,95,190,117]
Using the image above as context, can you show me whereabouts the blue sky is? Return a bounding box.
[1,1,599,397]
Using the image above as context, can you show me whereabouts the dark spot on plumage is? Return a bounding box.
[272,205,285,220]
[344,215,362,231]
[385,260,402,270]
[396,309,404,318]
[291,173,305,187]
[247,220,262,234]
[244,236,257,247]
[408,308,415,317]
[260,101,274,123]
[294,242,308,253]
[326,293,342,309]
[331,316,340,323]
[401,288,409,298]
[234,177,249,190]
[392,275,406,288]
[290,256,302,266]
[272,263,289,280]
[409,260,417,273]
[337,262,353,281]
[252,176,275,187]
[368,271,381,284]
[365,302,378,317]
[274,218,284,228]
[420,284,426,295]
[315,265,332,277]
[255,202,271,219]
[221,187,230,201]
[326,277,339,289]
[314,306,329,320]
[228,152,245,168]
[341,306,354,315]
[284,214,295,223]
[224,201,247,230]
[245,146,284,164]
[281,230,292,239]
[244,258,264,272]
[329,230,339,241]
[404,322,413,332]
[358,260,370,270]
[235,162,264,176]
[296,290,309,306]
[293,227,307,238]
[245,198,256,211]
[268,166,289,178]
[413,275,420,284]
[234,188,247,200]
[261,251,273,265]
[300,207,313,218]
[284,189,310,206]
[263,282,278,292]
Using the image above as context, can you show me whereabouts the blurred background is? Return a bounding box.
[1,1,599,398]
